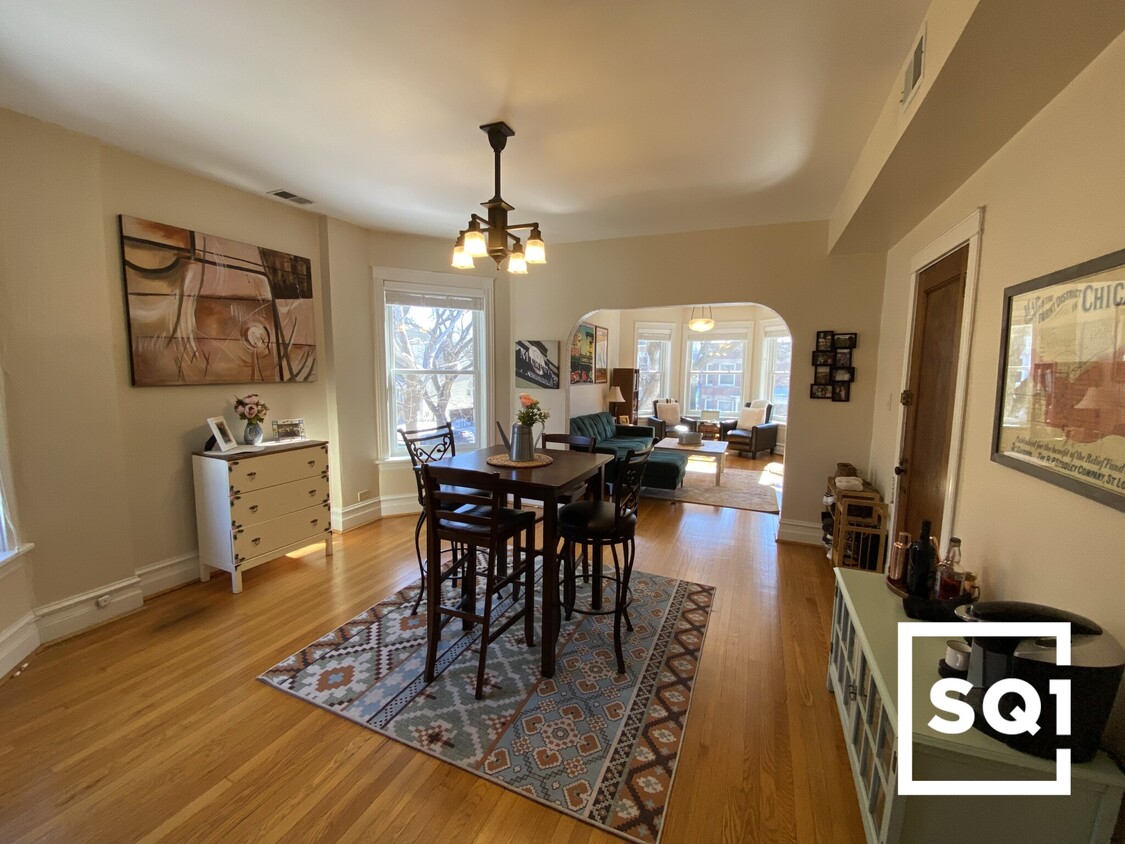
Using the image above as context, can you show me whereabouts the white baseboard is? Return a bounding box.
[0,611,40,678]
[373,493,419,520]
[777,519,823,546]
[136,552,199,597]
[34,575,144,643]
[335,498,383,532]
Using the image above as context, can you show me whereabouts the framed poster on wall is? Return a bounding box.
[991,246,1125,511]
[515,340,560,389]
[570,323,594,384]
[594,325,609,383]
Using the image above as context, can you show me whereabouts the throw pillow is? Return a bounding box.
[737,406,766,430]
[655,401,681,425]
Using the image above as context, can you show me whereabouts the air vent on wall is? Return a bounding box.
[268,189,314,206]
[901,25,925,108]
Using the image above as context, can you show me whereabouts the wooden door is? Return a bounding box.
[895,245,968,543]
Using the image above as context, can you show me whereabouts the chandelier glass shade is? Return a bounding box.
[451,122,546,273]
[687,305,715,332]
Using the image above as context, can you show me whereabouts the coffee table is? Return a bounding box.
[654,437,729,485]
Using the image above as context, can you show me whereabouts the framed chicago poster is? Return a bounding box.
[569,323,594,384]
[991,246,1125,511]
[594,325,609,383]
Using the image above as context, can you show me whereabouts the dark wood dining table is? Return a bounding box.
[429,444,613,678]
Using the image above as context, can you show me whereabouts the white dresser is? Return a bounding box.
[193,440,332,593]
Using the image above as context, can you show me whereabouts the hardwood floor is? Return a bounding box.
[0,455,864,843]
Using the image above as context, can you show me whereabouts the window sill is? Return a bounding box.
[0,542,35,571]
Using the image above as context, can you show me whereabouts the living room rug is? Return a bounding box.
[260,565,715,844]
[643,458,781,514]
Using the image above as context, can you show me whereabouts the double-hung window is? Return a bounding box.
[635,324,673,412]
[684,328,748,414]
[760,323,792,423]
[384,281,489,457]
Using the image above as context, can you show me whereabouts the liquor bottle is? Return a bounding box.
[934,537,964,599]
[906,519,936,598]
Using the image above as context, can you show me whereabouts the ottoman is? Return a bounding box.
[640,450,688,490]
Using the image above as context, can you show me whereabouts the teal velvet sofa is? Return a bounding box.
[568,412,654,458]
[568,412,687,490]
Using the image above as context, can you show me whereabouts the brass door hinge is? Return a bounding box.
[900,390,914,406]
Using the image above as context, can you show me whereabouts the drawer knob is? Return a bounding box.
[308,460,315,467]
[308,489,316,496]
[247,471,257,480]
[252,537,261,546]
[310,518,319,526]
[249,505,259,513]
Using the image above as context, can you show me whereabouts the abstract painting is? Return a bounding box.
[119,216,316,386]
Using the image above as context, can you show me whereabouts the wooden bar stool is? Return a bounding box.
[421,464,537,700]
[557,448,650,674]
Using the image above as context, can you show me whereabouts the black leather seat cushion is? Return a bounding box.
[436,505,535,535]
[557,500,635,540]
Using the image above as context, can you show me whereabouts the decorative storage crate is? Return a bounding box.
[832,499,888,571]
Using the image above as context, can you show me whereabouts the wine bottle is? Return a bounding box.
[906,519,936,597]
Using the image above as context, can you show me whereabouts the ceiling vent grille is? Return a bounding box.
[268,189,314,205]
[901,26,926,108]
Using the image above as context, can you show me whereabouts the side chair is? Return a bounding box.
[420,464,537,700]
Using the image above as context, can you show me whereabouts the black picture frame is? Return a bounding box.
[810,384,832,399]
[812,350,834,366]
[833,332,858,349]
[816,330,835,351]
[832,382,851,402]
[834,348,853,368]
[991,246,1125,512]
[814,366,832,385]
[832,367,855,383]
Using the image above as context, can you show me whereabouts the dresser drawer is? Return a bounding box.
[227,444,328,494]
[231,475,329,526]
[232,503,330,563]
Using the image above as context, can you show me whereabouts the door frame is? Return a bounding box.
[891,208,984,552]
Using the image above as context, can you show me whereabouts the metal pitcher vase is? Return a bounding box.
[509,423,535,462]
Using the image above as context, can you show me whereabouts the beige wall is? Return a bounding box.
[0,109,329,611]
[870,33,1125,753]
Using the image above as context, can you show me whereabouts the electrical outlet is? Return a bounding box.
[357,489,371,502]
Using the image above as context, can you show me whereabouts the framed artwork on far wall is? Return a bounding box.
[814,366,832,385]
[594,325,609,383]
[812,350,834,366]
[832,382,851,402]
[816,330,835,351]
[833,332,858,349]
[810,384,832,400]
[515,340,560,389]
[570,323,594,384]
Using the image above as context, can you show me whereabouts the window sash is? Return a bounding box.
[684,332,747,414]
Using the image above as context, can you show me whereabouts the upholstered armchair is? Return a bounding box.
[644,399,696,440]
[724,400,779,457]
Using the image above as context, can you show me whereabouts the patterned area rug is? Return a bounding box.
[260,565,715,844]
[643,458,781,513]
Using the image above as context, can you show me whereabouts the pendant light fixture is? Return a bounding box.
[451,122,546,274]
[687,305,715,332]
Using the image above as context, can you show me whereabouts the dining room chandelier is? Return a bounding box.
[451,121,546,275]
[687,305,715,332]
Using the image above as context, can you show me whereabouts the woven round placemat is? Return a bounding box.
[485,452,554,468]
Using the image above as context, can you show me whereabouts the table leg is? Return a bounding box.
[715,453,724,486]
[541,494,559,678]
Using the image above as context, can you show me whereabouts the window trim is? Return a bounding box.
[373,267,494,461]
[758,318,791,424]
[681,322,751,415]
[634,322,675,410]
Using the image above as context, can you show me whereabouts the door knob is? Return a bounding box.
[894,463,906,476]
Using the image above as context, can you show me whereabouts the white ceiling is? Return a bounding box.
[0,0,931,244]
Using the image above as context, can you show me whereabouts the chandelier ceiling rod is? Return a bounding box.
[451,122,546,274]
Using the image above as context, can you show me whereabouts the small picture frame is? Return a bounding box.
[207,416,238,452]
[834,348,853,368]
[832,367,855,383]
[812,350,834,366]
[832,382,851,402]
[833,332,858,349]
[814,366,832,385]
[816,330,835,351]
[272,418,306,442]
[810,384,832,400]
[617,414,632,424]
